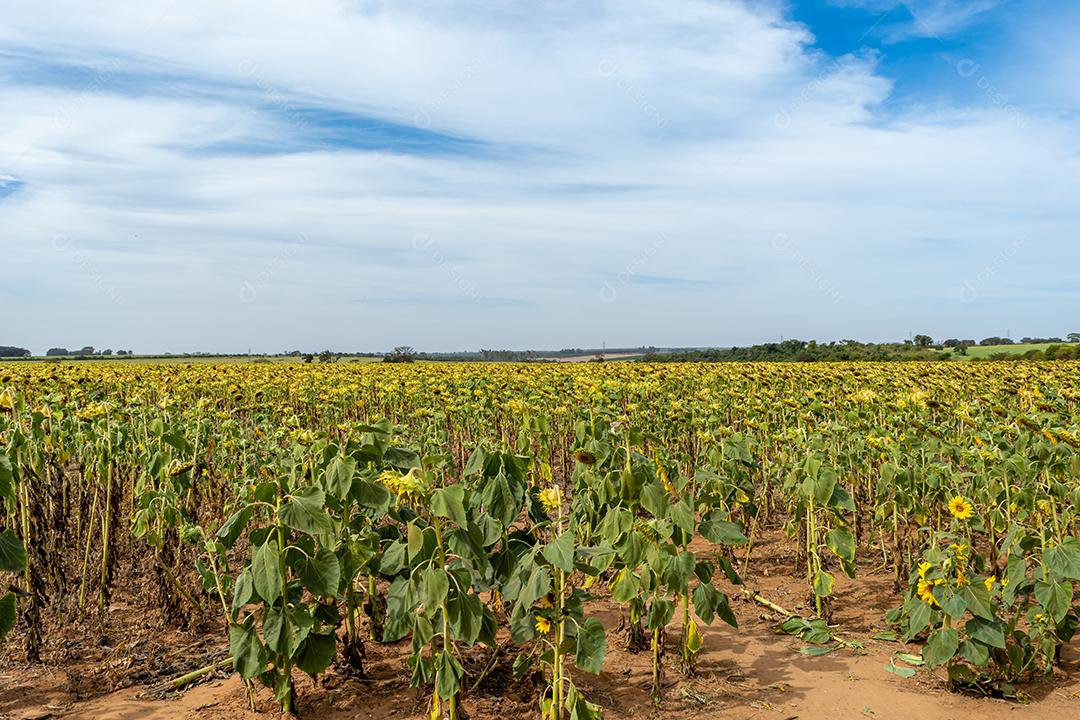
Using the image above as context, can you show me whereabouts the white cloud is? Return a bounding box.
[0,0,1076,352]
[830,1,1001,40]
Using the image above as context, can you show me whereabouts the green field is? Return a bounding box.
[958,343,1058,360]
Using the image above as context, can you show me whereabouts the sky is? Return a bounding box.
[1,0,1077,354]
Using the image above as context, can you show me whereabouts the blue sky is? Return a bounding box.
[0,0,1077,353]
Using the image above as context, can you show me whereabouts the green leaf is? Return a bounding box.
[380,540,408,576]
[279,486,335,543]
[799,645,834,656]
[907,599,931,637]
[464,447,486,477]
[229,618,266,679]
[922,628,959,668]
[0,453,14,508]
[647,597,675,630]
[421,566,450,611]
[802,618,832,644]
[322,456,355,500]
[692,582,717,625]
[447,592,483,645]
[407,522,426,561]
[960,584,994,621]
[1035,580,1073,623]
[825,527,856,565]
[0,530,26,573]
[884,663,916,679]
[698,514,747,546]
[640,482,669,519]
[302,547,341,598]
[352,480,392,514]
[215,508,252,550]
[813,467,837,506]
[436,650,465,701]
[575,617,607,674]
[959,639,990,666]
[232,568,255,613]
[517,565,552,612]
[431,485,468,528]
[0,592,15,640]
[597,508,632,544]
[964,617,1006,650]
[384,446,421,470]
[669,499,695,535]
[512,652,532,680]
[941,593,968,621]
[1003,554,1026,606]
[828,485,856,513]
[251,539,282,603]
[263,604,314,657]
[662,551,697,594]
[296,632,337,676]
[543,530,576,574]
[897,652,924,666]
[611,568,640,604]
[714,592,738,628]
[813,570,835,598]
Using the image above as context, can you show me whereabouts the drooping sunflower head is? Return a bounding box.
[917,579,939,606]
[947,495,974,520]
[539,486,561,513]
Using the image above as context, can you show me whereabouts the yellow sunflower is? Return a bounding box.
[947,495,974,520]
[539,487,561,513]
[535,616,552,635]
[917,579,939,606]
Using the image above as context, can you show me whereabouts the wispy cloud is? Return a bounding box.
[0,1,1076,352]
[829,0,1001,40]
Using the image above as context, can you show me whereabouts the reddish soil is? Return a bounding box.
[3,532,1079,720]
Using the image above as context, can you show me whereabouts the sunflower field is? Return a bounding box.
[1,360,1079,716]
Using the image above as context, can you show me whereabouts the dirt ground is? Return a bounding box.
[3,532,1079,720]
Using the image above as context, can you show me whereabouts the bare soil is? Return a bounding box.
[3,531,1079,720]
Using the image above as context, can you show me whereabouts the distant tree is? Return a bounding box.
[101,349,113,356]
[1068,333,1080,343]
[303,354,314,363]
[46,348,70,356]
[0,346,31,357]
[317,350,337,363]
[78,346,95,356]
[913,334,933,347]
[384,346,417,363]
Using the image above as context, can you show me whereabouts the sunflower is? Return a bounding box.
[984,575,996,592]
[947,496,974,520]
[539,487,561,513]
[535,616,552,635]
[917,579,939,606]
